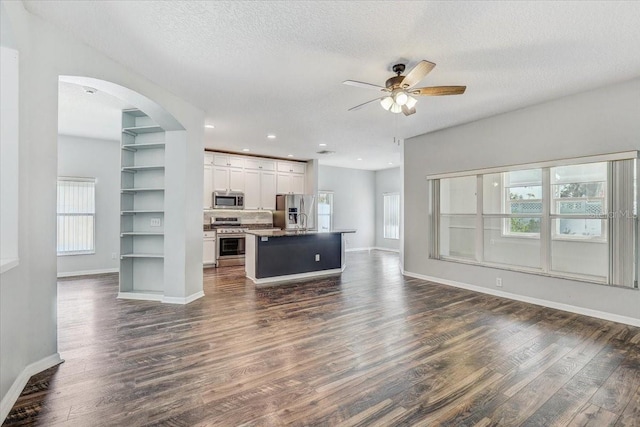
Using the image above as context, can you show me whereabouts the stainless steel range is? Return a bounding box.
[212,217,247,267]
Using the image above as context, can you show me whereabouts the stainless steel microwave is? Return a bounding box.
[213,191,244,209]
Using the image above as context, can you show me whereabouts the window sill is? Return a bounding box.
[0,258,20,274]
[57,251,96,257]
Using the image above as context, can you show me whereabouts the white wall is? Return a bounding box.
[374,167,401,251]
[0,2,204,416]
[404,77,640,324]
[318,165,375,250]
[57,135,120,276]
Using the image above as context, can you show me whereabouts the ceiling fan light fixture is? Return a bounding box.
[393,91,408,106]
[390,103,402,114]
[405,95,418,109]
[380,96,394,111]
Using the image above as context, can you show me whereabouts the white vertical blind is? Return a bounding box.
[384,193,400,239]
[57,177,96,255]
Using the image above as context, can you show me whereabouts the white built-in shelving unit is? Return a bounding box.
[119,108,166,299]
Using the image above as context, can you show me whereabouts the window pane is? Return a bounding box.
[551,218,608,280]
[383,193,400,239]
[317,192,333,232]
[508,217,541,234]
[483,169,541,214]
[551,162,607,216]
[554,218,605,239]
[440,215,475,260]
[57,178,96,254]
[441,176,476,214]
[483,217,540,269]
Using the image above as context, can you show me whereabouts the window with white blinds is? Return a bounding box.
[57,177,96,255]
[383,193,400,240]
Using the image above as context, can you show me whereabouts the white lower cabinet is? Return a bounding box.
[203,231,216,266]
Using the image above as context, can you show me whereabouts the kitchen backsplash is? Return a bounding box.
[204,209,273,225]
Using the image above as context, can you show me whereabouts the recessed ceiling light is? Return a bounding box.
[267,134,276,139]
[82,86,97,94]
[242,148,250,152]
[357,158,363,161]
[204,124,215,129]
[287,154,293,157]
[319,143,327,147]
[388,162,393,165]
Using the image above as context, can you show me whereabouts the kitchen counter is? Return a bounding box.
[245,229,356,237]
[245,229,356,285]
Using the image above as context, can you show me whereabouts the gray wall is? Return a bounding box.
[57,135,120,276]
[1,2,204,411]
[374,167,401,251]
[318,165,375,250]
[404,77,640,323]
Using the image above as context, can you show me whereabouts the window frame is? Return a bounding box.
[317,191,334,233]
[428,151,638,288]
[57,177,96,256]
[383,192,400,240]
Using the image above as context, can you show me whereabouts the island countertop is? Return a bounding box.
[245,229,356,238]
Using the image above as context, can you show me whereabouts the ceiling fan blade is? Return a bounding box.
[348,97,384,111]
[400,60,436,89]
[411,86,467,96]
[402,105,416,116]
[343,80,388,91]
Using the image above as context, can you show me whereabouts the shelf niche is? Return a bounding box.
[119,109,166,298]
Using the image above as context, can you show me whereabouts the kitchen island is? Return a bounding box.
[245,229,356,285]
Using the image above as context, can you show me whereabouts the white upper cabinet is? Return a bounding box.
[204,152,214,165]
[229,168,244,192]
[245,169,277,210]
[277,161,305,174]
[203,164,213,208]
[213,166,245,193]
[244,158,276,171]
[206,152,306,207]
[214,154,244,168]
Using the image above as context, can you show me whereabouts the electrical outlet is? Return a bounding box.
[111,252,117,260]
[496,278,503,287]
[150,218,161,227]
[315,254,320,262]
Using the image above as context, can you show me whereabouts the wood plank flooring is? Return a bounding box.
[4,250,640,426]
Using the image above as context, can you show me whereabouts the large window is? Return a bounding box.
[57,177,96,255]
[429,153,638,287]
[383,193,400,239]
[317,191,333,232]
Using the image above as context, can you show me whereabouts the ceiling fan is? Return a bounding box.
[344,60,466,116]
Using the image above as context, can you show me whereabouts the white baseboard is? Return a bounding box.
[162,291,205,305]
[1,353,63,423]
[57,268,118,278]
[117,291,163,302]
[371,247,400,253]
[251,267,343,286]
[402,270,640,328]
[345,247,400,253]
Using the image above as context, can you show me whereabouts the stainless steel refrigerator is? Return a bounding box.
[274,194,316,231]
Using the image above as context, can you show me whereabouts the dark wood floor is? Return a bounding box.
[4,250,640,426]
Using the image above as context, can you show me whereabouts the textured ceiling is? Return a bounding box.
[26,1,640,170]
